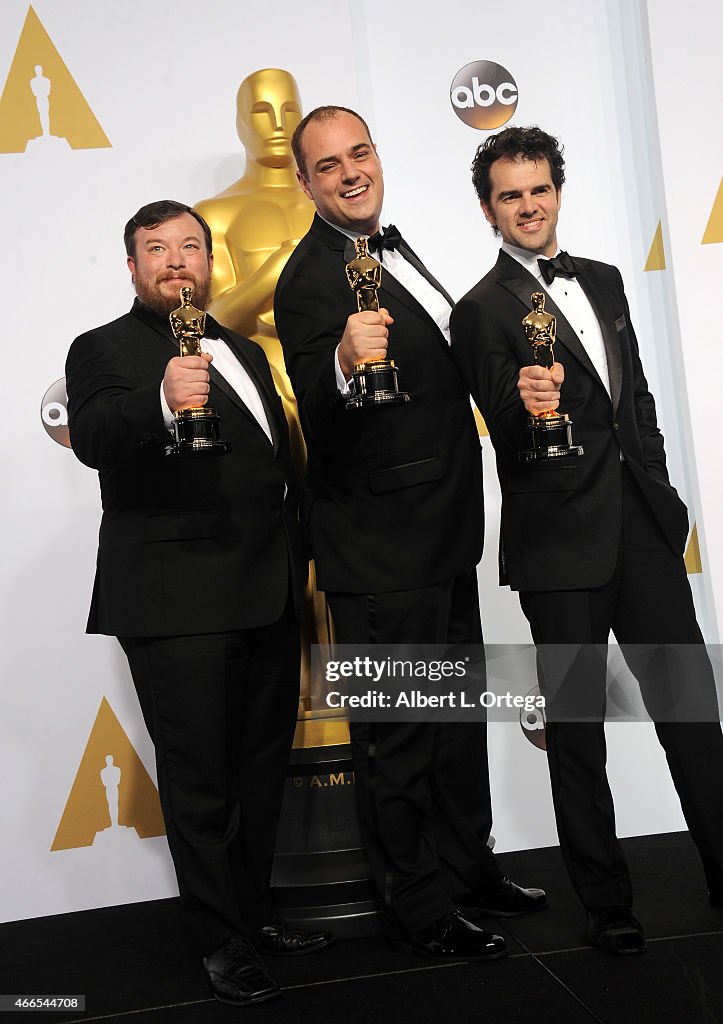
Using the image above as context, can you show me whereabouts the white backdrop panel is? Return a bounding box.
[0,0,717,922]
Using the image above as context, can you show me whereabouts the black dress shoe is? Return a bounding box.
[257,920,333,956]
[462,877,548,918]
[203,935,280,1005]
[586,907,646,955]
[410,910,508,962]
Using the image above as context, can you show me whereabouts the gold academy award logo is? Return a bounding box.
[0,6,110,154]
[51,698,165,851]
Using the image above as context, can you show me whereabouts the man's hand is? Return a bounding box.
[338,309,394,380]
[163,353,213,412]
[517,362,565,416]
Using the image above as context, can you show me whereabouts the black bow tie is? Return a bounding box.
[368,224,402,254]
[538,251,578,285]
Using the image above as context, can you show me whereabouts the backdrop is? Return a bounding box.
[1,0,721,923]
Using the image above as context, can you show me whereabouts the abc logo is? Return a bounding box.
[41,377,72,448]
[520,685,546,750]
[450,61,518,130]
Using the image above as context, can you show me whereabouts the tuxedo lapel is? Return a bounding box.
[573,263,623,415]
[130,298,179,354]
[212,323,282,454]
[495,253,605,389]
[397,239,455,307]
[379,270,450,348]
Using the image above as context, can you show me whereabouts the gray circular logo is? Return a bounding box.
[450,60,518,130]
[41,377,72,448]
[520,684,546,750]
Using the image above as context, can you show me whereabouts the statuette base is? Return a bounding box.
[346,360,412,411]
[165,406,232,457]
[520,413,583,462]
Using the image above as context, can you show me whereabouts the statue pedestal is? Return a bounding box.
[271,744,382,938]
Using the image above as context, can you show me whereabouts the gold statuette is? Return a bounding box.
[519,292,583,461]
[165,287,231,457]
[344,237,410,410]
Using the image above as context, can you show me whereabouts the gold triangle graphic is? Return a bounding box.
[473,405,489,438]
[644,220,665,272]
[684,522,702,575]
[51,697,165,851]
[702,178,723,245]
[0,6,111,154]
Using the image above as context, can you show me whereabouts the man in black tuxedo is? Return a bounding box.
[274,107,546,961]
[450,127,723,954]
[66,200,330,1007]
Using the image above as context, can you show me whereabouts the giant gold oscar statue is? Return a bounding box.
[196,70,377,936]
[195,68,344,748]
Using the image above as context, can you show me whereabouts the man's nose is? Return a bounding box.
[167,249,186,267]
[339,158,359,182]
[519,194,538,216]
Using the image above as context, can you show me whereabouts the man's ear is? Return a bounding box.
[480,200,496,230]
[127,256,136,283]
[297,170,314,202]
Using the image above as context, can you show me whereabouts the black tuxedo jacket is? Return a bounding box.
[450,250,688,592]
[274,214,484,595]
[66,300,304,637]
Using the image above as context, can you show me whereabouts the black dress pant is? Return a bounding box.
[520,466,723,910]
[327,571,502,935]
[119,601,300,954]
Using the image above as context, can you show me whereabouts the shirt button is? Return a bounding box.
[613,422,619,431]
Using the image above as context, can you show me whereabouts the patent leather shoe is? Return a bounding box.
[257,919,333,956]
[410,910,507,961]
[587,907,646,955]
[462,876,548,918]
[203,935,280,1005]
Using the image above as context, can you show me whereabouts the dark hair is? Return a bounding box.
[291,105,373,177]
[471,126,565,205]
[124,200,213,259]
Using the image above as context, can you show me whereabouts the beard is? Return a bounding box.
[134,272,213,318]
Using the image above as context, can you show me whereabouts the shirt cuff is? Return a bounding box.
[334,344,352,396]
[160,382,175,429]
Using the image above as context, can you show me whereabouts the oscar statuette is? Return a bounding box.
[165,287,231,457]
[344,237,411,410]
[519,291,583,461]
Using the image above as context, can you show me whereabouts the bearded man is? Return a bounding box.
[66,200,330,1007]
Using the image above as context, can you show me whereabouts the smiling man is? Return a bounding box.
[274,107,546,960]
[450,126,723,954]
[65,200,331,1007]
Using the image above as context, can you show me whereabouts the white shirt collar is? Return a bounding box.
[501,241,562,278]
[318,212,383,244]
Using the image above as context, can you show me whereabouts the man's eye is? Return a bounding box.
[355,150,369,159]
[319,163,335,173]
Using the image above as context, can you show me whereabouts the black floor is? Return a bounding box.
[3,832,723,1023]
